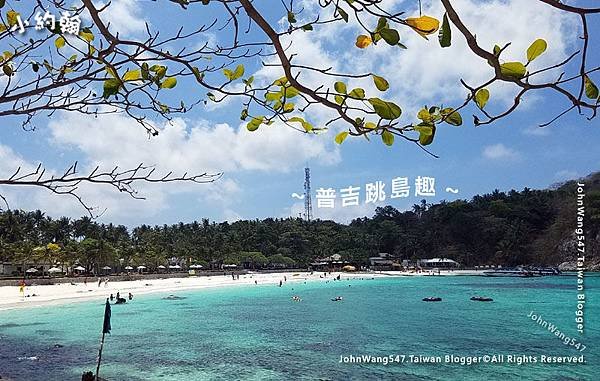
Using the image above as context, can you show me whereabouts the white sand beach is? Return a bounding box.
[0,270,485,311]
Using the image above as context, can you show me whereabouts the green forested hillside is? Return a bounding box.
[1,174,599,272]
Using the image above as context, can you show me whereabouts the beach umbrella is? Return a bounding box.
[157,265,166,269]
[125,266,134,270]
[190,264,203,269]
[136,265,147,270]
[48,267,62,273]
[169,265,181,269]
[102,266,112,270]
[74,265,86,271]
[25,268,38,273]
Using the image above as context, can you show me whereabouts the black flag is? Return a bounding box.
[102,298,111,334]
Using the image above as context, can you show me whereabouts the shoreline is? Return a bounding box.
[0,269,486,311]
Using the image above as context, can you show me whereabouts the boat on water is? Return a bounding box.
[483,267,560,277]
[422,297,442,302]
[470,296,493,302]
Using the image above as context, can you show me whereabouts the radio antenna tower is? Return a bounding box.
[304,167,312,221]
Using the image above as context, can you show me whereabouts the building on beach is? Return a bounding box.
[309,254,350,271]
[368,253,403,271]
[418,258,460,268]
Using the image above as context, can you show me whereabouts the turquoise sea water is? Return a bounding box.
[0,274,598,381]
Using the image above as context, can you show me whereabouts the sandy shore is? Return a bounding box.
[0,269,485,311]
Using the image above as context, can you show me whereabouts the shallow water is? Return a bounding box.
[0,274,598,381]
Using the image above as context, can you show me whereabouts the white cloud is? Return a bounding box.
[29,111,339,220]
[88,0,146,35]
[253,0,577,127]
[286,201,376,224]
[523,126,551,136]
[554,170,579,181]
[49,112,340,173]
[482,143,520,161]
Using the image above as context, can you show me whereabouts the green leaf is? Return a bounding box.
[102,78,121,99]
[247,116,264,131]
[283,103,294,113]
[161,77,177,89]
[417,108,431,122]
[475,88,490,109]
[379,28,400,46]
[415,123,435,145]
[301,24,313,31]
[55,36,66,49]
[368,98,402,120]
[288,116,313,132]
[334,81,347,94]
[375,17,388,33]
[527,39,547,62]
[141,63,150,80]
[334,95,345,105]
[243,75,254,87]
[0,0,6,9]
[31,62,39,72]
[335,131,349,144]
[240,109,248,120]
[439,13,451,48]
[223,64,244,81]
[500,62,527,79]
[79,29,95,42]
[123,69,141,81]
[372,74,389,91]
[287,11,296,24]
[381,130,394,146]
[191,67,204,83]
[441,108,462,126]
[584,75,599,100]
[273,76,288,86]
[348,88,365,99]
[337,7,348,22]
[150,65,166,78]
[284,86,300,98]
[265,91,282,102]
[2,64,13,76]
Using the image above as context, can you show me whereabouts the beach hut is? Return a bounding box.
[73,265,86,274]
[48,267,62,275]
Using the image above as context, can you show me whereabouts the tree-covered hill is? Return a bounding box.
[1,173,599,273]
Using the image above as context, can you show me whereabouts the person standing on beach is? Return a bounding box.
[279,280,282,287]
[128,292,133,300]
[98,277,102,287]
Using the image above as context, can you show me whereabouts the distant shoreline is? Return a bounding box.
[0,269,485,311]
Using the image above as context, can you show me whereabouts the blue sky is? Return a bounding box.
[1,0,599,226]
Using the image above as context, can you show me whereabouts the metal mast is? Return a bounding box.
[304,167,312,221]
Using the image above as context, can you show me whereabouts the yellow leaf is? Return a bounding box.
[6,10,19,27]
[405,15,440,37]
[54,36,66,49]
[335,131,349,144]
[123,69,141,81]
[355,35,372,49]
